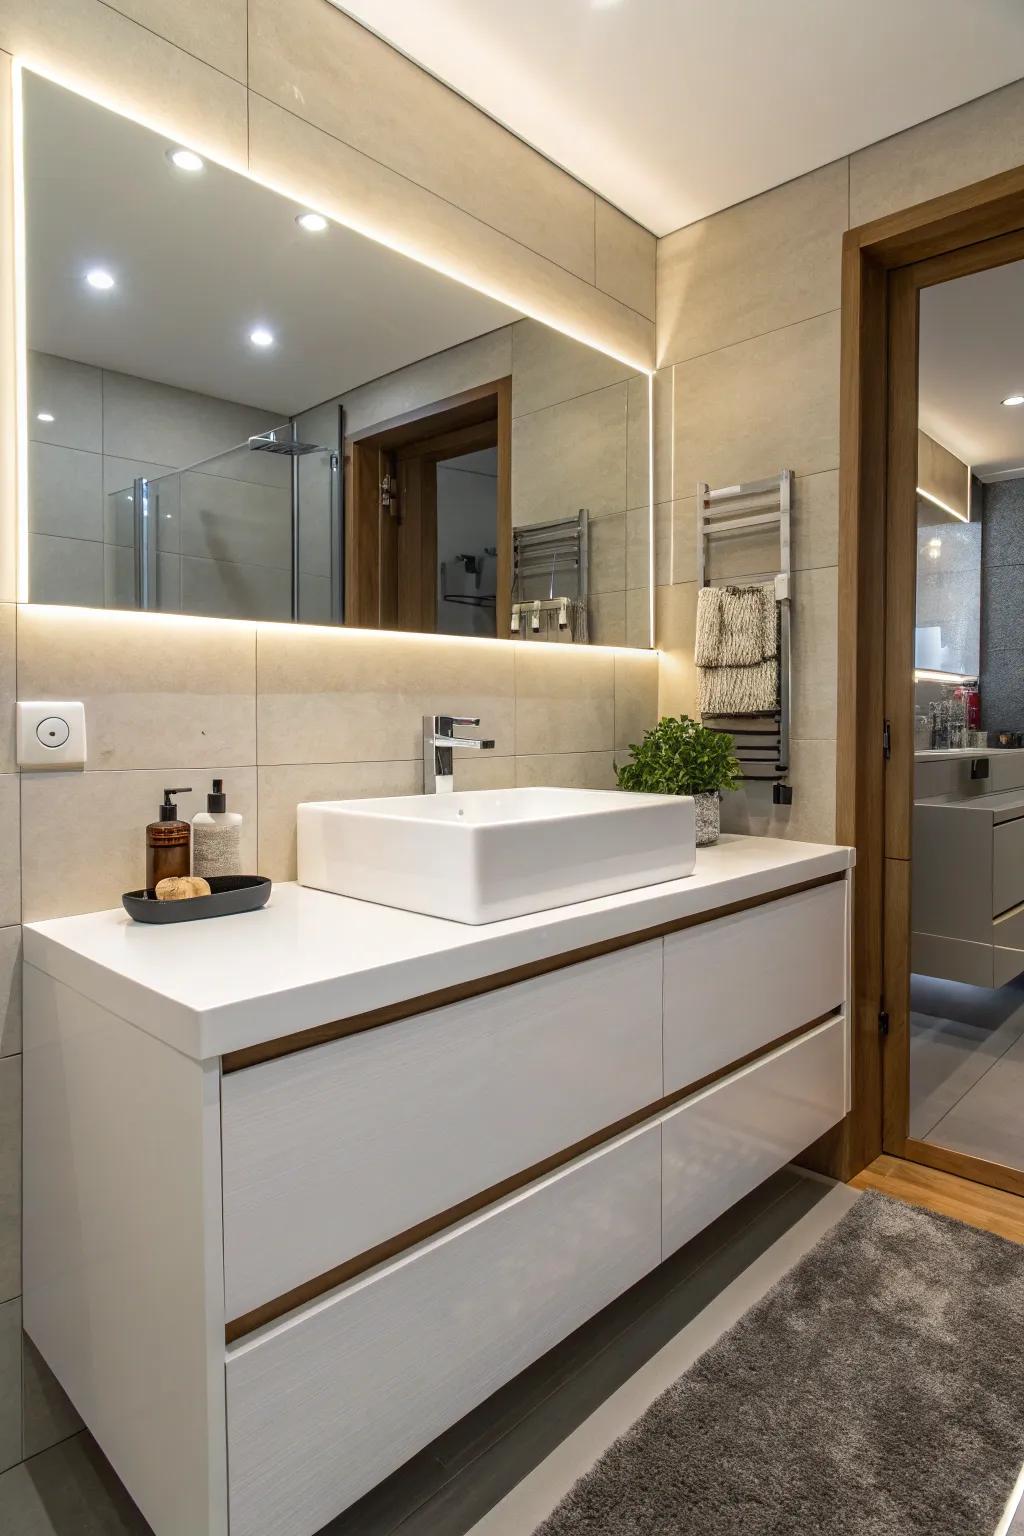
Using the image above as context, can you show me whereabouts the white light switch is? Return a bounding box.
[17,701,87,769]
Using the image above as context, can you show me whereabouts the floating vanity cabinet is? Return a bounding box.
[22,836,853,1536]
[913,789,1024,985]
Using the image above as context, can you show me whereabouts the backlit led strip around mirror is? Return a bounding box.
[9,57,656,647]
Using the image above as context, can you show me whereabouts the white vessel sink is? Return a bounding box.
[296,787,696,924]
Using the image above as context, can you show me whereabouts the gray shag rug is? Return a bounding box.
[535,1192,1024,1536]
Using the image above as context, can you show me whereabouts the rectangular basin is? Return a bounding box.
[296,787,696,924]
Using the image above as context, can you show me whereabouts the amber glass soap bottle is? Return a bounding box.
[146,787,192,892]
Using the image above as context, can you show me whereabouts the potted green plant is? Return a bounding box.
[616,714,741,846]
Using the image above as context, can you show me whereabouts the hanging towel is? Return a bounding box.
[697,582,779,716]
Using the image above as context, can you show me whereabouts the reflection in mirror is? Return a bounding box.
[22,72,652,645]
[910,255,1024,1175]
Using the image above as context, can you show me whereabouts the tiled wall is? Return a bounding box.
[0,0,658,1485]
[980,477,1024,732]
[29,352,287,613]
[652,76,1024,845]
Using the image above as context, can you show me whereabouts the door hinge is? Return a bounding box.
[882,719,891,761]
[380,473,400,519]
[878,1008,890,1037]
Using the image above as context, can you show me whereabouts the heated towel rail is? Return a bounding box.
[697,470,793,803]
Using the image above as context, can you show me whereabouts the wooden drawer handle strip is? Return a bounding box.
[222,872,844,1074]
[225,1006,842,1343]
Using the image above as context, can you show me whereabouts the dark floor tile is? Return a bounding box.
[318,1449,451,1536]
[0,1432,151,1535]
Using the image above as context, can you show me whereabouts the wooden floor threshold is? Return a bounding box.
[850,1154,1024,1244]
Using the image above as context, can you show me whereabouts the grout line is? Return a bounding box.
[93,0,248,91]
[660,305,842,373]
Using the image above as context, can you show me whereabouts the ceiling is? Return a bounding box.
[334,0,1024,237]
[24,74,520,416]
[919,260,1024,480]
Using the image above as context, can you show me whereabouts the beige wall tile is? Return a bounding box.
[248,0,596,283]
[21,767,256,921]
[514,644,614,755]
[257,760,421,881]
[510,321,634,418]
[790,565,838,741]
[341,329,513,438]
[720,737,836,845]
[672,310,840,490]
[626,505,653,591]
[103,0,247,84]
[588,591,626,648]
[180,554,291,623]
[676,469,839,588]
[100,370,275,469]
[655,581,698,719]
[658,160,847,368]
[850,78,1024,227]
[28,353,102,453]
[626,587,652,650]
[0,57,17,606]
[454,754,516,792]
[614,649,659,752]
[28,535,104,608]
[18,607,256,768]
[0,1054,20,1306]
[29,443,102,542]
[595,200,656,321]
[0,1298,18,1475]
[625,374,651,513]
[0,778,18,929]
[0,0,247,166]
[651,367,674,506]
[0,605,14,775]
[512,383,628,525]
[515,752,617,790]
[257,625,515,765]
[0,929,21,1059]
[247,95,654,373]
[588,513,627,596]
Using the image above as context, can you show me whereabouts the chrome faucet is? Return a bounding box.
[423,714,495,793]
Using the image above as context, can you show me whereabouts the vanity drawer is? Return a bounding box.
[662,881,845,1093]
[226,1122,662,1536]
[993,817,1024,917]
[221,940,663,1321]
[662,1014,847,1256]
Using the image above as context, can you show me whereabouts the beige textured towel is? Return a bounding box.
[697,581,779,716]
[699,657,778,716]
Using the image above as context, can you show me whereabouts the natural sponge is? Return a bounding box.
[155,875,212,901]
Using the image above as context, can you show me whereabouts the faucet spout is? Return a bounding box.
[423,714,495,793]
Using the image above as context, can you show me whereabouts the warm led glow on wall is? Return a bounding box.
[9,57,656,647]
[916,485,968,523]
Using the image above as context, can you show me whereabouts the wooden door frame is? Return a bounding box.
[344,378,512,634]
[835,164,1024,1187]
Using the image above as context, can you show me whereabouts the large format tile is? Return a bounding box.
[924,1029,1024,1169]
[340,330,513,439]
[102,0,247,83]
[625,374,651,515]
[0,930,22,1060]
[588,514,627,597]
[587,592,626,648]
[0,59,16,607]
[512,384,628,526]
[179,472,290,568]
[248,0,596,282]
[0,0,247,167]
[514,645,614,755]
[179,555,291,623]
[0,1057,20,1306]
[102,458,177,550]
[0,1431,151,1534]
[510,321,634,419]
[247,97,654,374]
[21,768,257,921]
[22,1338,83,1462]
[688,470,839,583]
[672,310,841,490]
[658,160,847,368]
[515,753,617,790]
[27,354,102,454]
[18,607,256,769]
[850,77,1024,226]
[28,535,104,609]
[257,626,516,765]
[595,200,656,321]
[0,604,15,775]
[29,444,103,543]
[101,371,275,471]
[257,760,422,882]
[654,582,698,719]
[614,650,659,753]
[790,565,838,742]
[0,779,19,930]
[720,737,837,846]
[0,1298,19,1476]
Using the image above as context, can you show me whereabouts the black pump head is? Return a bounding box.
[207,778,227,814]
[160,787,192,821]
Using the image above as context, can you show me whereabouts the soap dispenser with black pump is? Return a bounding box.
[192,778,243,879]
[146,788,192,892]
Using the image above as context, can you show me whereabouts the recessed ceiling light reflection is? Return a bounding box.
[1002,394,1024,406]
[168,147,205,173]
[296,212,328,233]
[36,412,55,423]
[249,327,275,348]
[85,268,115,291]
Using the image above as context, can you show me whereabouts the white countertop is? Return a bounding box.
[24,834,854,1062]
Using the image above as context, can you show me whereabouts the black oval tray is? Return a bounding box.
[123,875,272,924]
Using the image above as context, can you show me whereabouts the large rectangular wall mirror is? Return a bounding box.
[20,71,653,646]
